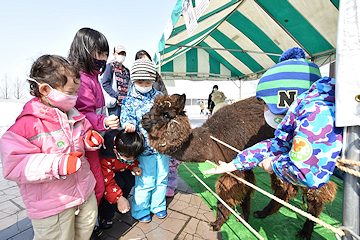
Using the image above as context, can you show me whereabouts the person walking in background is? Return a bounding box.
[199,101,204,115]
[101,45,130,117]
[98,129,144,230]
[208,85,218,115]
[121,58,170,223]
[0,55,104,240]
[68,27,120,239]
[135,50,168,95]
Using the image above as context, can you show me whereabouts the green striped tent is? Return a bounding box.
[155,0,339,81]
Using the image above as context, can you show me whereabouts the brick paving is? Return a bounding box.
[0,170,222,240]
[0,112,219,240]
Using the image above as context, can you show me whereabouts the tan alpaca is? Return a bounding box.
[211,90,228,115]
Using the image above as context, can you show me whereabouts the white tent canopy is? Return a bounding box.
[155,0,339,81]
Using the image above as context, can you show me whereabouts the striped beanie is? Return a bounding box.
[256,47,321,115]
[130,59,156,82]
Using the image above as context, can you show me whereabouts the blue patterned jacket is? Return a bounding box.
[233,77,343,189]
[120,83,162,156]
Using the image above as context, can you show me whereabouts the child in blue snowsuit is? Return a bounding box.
[204,47,343,189]
[120,58,170,223]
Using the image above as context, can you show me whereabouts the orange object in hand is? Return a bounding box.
[59,152,83,176]
[85,130,104,147]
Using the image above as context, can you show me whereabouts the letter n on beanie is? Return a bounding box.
[256,47,322,115]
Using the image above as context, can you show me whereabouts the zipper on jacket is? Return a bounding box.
[36,183,43,201]
[75,171,85,202]
[56,110,73,149]
[69,121,75,150]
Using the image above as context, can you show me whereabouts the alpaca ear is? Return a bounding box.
[171,94,186,114]
[178,94,186,112]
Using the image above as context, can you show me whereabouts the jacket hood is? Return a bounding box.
[17,98,57,122]
[17,98,85,123]
[307,76,335,100]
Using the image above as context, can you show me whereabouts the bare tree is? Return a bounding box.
[13,77,25,99]
[0,74,10,99]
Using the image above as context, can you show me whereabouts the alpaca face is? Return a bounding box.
[141,94,186,134]
[141,94,192,155]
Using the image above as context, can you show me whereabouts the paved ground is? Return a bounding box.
[100,176,222,240]
[0,106,217,240]
[0,171,222,240]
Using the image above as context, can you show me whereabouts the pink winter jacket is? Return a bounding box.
[0,98,97,219]
[75,71,107,132]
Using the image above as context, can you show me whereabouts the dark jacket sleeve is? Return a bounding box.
[208,92,213,109]
[153,72,168,95]
[99,129,119,158]
[101,63,119,99]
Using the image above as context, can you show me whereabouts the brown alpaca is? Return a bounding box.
[141,94,337,240]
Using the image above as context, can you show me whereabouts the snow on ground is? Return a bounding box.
[0,99,27,137]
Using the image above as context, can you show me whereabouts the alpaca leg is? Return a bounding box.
[242,170,256,222]
[240,188,252,221]
[210,172,251,231]
[296,181,337,240]
[295,200,323,240]
[254,174,298,218]
[210,200,232,231]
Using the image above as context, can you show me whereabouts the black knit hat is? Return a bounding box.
[130,59,156,82]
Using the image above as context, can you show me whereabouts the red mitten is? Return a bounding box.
[59,152,82,175]
[85,130,104,148]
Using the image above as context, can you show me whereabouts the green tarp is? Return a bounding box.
[178,162,342,240]
[156,0,339,81]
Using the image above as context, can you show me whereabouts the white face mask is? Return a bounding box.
[135,84,152,94]
[264,110,284,129]
[116,55,125,63]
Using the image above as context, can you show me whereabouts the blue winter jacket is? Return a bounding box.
[120,83,162,156]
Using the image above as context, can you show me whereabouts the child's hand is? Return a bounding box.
[105,115,119,129]
[85,130,104,148]
[258,158,274,174]
[132,167,142,177]
[117,196,130,214]
[123,123,135,132]
[203,160,237,175]
[59,152,82,176]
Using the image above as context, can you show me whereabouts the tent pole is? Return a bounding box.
[335,0,360,238]
[342,126,360,240]
[329,62,336,78]
[239,79,242,100]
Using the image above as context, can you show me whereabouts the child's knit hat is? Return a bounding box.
[256,47,321,115]
[130,59,156,82]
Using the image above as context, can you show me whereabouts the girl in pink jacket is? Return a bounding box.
[68,28,120,211]
[0,55,104,240]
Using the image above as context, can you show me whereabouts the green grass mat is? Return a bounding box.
[178,162,343,240]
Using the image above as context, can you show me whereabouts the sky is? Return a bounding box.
[0,0,243,100]
[0,0,331,101]
[0,0,176,85]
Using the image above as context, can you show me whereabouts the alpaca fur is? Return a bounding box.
[141,94,337,239]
